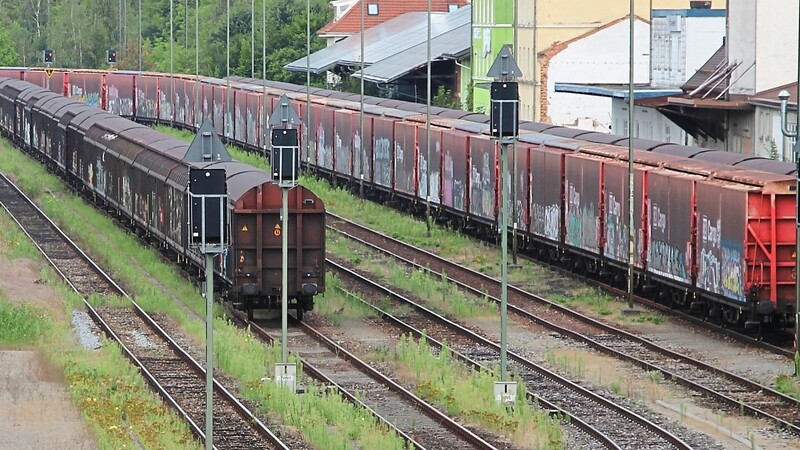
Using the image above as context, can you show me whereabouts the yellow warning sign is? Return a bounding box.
[45,68,54,78]
[241,225,248,232]
[273,224,281,236]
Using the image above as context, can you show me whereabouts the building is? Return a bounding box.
[316,0,469,86]
[471,0,723,121]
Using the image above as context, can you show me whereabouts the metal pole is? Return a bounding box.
[251,0,255,78]
[119,0,123,51]
[281,188,289,363]
[306,0,311,163]
[426,0,432,237]
[500,142,509,381]
[511,0,518,265]
[204,252,214,450]
[227,0,231,139]
[170,0,174,125]
[359,0,365,198]
[795,3,800,377]
[195,0,200,127]
[625,0,637,314]
[138,0,142,71]
[263,0,267,155]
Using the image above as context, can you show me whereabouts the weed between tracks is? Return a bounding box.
[326,232,497,320]
[1,139,411,449]
[0,204,197,448]
[392,334,563,449]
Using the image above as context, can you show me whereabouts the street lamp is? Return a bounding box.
[778,88,800,377]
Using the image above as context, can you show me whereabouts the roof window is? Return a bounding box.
[367,3,378,15]
[448,4,459,12]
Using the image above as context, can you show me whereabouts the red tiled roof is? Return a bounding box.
[318,0,469,35]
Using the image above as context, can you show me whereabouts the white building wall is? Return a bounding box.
[727,2,756,96]
[684,15,726,81]
[754,106,797,161]
[754,0,800,94]
[611,99,689,145]
[548,18,650,131]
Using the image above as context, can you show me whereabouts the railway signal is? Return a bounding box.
[185,122,232,449]
[269,94,303,392]
[487,45,521,405]
[43,49,54,65]
[107,49,117,65]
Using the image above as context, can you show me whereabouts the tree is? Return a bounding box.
[0,28,20,66]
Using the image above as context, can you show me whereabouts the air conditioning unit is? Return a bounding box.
[690,1,712,9]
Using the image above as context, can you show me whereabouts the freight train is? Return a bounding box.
[0,75,326,320]
[0,67,794,329]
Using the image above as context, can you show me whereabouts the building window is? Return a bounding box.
[448,4,459,12]
[367,3,378,15]
[665,125,671,143]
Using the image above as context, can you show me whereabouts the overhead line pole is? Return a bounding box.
[426,0,432,237]
[268,0,269,156]
[360,0,365,199]
[306,0,311,172]
[252,0,255,78]
[624,0,638,315]
[195,0,200,128]
[138,0,142,71]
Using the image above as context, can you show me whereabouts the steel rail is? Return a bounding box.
[0,172,289,450]
[328,212,800,435]
[328,258,690,450]
[328,213,800,434]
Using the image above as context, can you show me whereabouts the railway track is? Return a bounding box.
[0,173,293,450]
[230,310,503,450]
[327,212,800,436]
[326,258,692,450]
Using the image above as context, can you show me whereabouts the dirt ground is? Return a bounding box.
[0,258,97,450]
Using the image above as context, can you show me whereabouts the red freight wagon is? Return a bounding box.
[468,135,496,222]
[106,72,135,117]
[394,121,418,196]
[314,104,334,171]
[158,75,176,123]
[232,89,246,144]
[417,125,443,205]
[647,170,700,286]
[530,145,569,243]
[243,90,262,149]
[67,72,103,109]
[136,75,159,120]
[512,143,530,230]
[372,116,395,190]
[353,114,373,184]
[442,129,468,212]
[602,160,647,269]
[334,109,357,177]
[704,171,795,315]
[564,153,604,255]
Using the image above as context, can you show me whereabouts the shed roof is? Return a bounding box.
[286,6,470,75]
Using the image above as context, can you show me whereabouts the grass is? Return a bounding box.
[0,206,199,448]
[395,334,563,449]
[545,350,585,379]
[0,139,410,449]
[311,273,380,325]
[0,291,49,346]
[773,374,800,402]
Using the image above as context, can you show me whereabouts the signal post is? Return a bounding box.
[184,121,232,449]
[488,45,521,406]
[269,94,303,392]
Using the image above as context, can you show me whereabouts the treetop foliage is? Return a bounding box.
[0,0,331,85]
